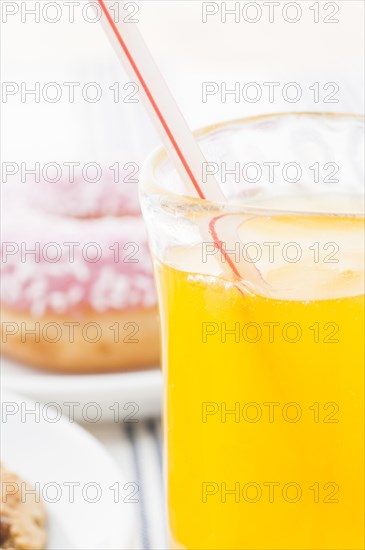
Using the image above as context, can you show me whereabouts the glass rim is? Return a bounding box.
[140,111,364,218]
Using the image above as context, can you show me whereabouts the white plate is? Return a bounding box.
[1,390,136,550]
[1,357,162,421]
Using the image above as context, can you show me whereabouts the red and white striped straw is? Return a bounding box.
[97,0,225,202]
[97,1,269,291]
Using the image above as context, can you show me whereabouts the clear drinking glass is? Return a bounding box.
[140,113,364,550]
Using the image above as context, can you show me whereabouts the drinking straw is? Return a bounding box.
[97,0,225,202]
[208,213,270,289]
[97,0,266,289]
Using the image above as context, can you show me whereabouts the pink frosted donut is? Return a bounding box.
[26,170,142,219]
[1,179,159,373]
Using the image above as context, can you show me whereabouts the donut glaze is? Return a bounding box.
[26,171,142,218]
[1,181,156,317]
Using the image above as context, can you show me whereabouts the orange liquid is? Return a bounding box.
[156,230,364,549]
